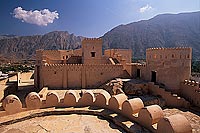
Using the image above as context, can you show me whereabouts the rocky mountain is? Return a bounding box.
[0,31,83,61]
[0,11,199,62]
[102,11,200,59]
[0,35,17,40]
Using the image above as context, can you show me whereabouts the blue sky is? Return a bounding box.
[0,0,199,37]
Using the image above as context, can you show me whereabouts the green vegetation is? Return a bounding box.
[192,61,200,73]
[132,58,145,63]
[0,65,34,73]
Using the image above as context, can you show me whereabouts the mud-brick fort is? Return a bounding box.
[0,38,200,133]
[34,38,132,89]
[35,38,192,92]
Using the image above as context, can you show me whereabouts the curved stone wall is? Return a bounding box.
[2,95,22,114]
[122,98,144,115]
[1,91,192,133]
[45,91,60,107]
[25,92,42,109]
[63,90,80,107]
[94,90,111,108]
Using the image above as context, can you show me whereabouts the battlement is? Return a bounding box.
[146,47,192,51]
[131,63,146,67]
[184,80,199,86]
[0,91,192,133]
[146,47,192,61]
[43,63,123,67]
[82,38,102,44]
[181,80,200,107]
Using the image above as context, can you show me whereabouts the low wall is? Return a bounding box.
[0,82,17,102]
[0,90,192,133]
[180,80,200,107]
[148,82,189,108]
[18,71,34,81]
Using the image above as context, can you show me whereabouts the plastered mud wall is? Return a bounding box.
[180,80,200,107]
[1,90,192,133]
[125,47,192,92]
[148,82,189,108]
[146,47,192,91]
[37,64,124,89]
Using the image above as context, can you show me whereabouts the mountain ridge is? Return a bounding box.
[0,11,199,62]
[102,11,200,59]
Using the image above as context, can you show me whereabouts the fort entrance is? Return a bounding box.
[151,71,156,82]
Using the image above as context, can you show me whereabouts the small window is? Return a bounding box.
[154,54,157,59]
[66,55,68,59]
[63,56,65,59]
[187,54,190,58]
[172,54,174,58]
[54,71,57,74]
[91,52,96,57]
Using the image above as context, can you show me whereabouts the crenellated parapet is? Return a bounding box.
[180,80,200,107]
[145,47,192,91]
[146,47,192,60]
[183,80,199,87]
[146,47,191,51]
[42,63,123,75]
[0,90,192,133]
[43,63,123,67]
[82,38,102,44]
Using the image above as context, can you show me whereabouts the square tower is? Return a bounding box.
[82,38,103,64]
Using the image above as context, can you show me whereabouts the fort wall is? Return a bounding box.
[36,49,83,65]
[73,48,82,56]
[180,80,200,107]
[104,49,132,64]
[0,76,18,102]
[148,82,189,108]
[82,38,103,64]
[18,71,33,82]
[0,91,192,133]
[125,63,147,79]
[145,47,192,91]
[40,64,124,89]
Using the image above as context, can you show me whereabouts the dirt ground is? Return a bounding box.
[0,114,125,133]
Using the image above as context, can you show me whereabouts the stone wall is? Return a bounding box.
[0,77,18,101]
[36,49,82,65]
[148,82,189,108]
[180,80,200,107]
[82,38,103,64]
[125,47,192,93]
[38,64,124,89]
[104,49,132,64]
[1,91,192,133]
[145,47,192,91]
